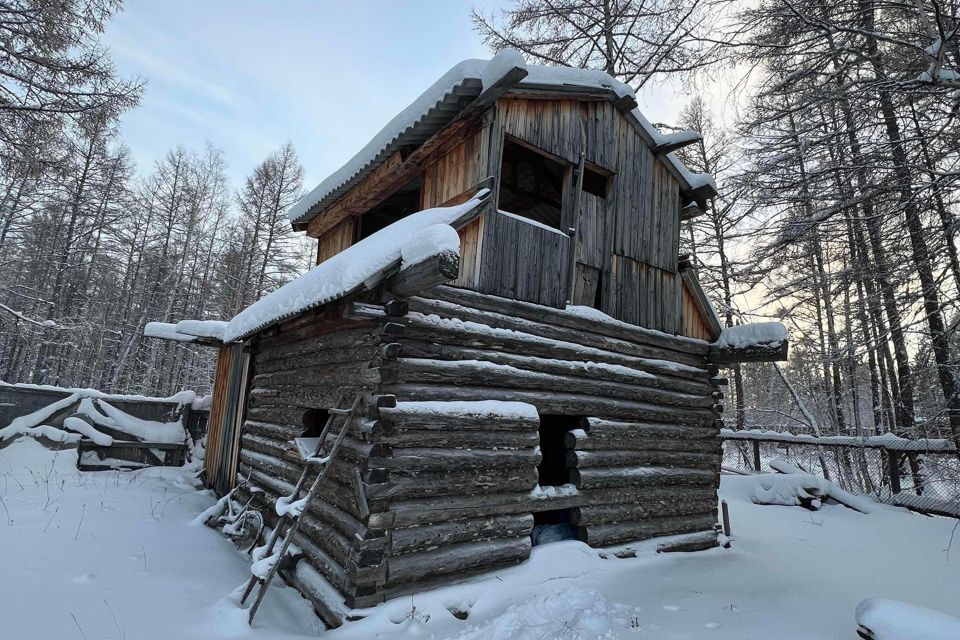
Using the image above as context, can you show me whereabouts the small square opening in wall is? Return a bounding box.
[582,166,610,199]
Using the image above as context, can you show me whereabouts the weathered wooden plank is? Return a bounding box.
[571,465,716,490]
[389,514,534,555]
[380,358,713,409]
[385,537,531,586]
[382,383,719,424]
[580,514,716,547]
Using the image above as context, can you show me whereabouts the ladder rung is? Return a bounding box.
[329,408,353,416]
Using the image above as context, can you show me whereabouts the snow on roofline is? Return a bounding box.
[143,322,196,343]
[289,49,714,227]
[224,191,489,342]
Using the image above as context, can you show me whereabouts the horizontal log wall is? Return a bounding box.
[234,289,721,613]
[362,287,721,601]
[236,303,390,608]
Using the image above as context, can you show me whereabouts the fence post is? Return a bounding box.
[752,439,762,473]
[886,449,902,494]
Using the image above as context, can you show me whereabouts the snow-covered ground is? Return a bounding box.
[2,437,958,640]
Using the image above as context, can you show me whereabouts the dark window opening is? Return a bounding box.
[358,177,422,239]
[593,269,604,310]
[582,166,610,199]
[537,413,577,487]
[498,138,566,230]
[301,408,329,438]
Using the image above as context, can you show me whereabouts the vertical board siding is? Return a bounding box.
[204,343,249,495]
[682,284,715,341]
[607,254,682,334]
[478,211,570,308]
[575,194,606,269]
[421,128,489,209]
[317,217,356,265]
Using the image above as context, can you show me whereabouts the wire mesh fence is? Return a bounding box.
[721,431,960,518]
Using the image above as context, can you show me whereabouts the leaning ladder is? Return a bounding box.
[241,394,362,624]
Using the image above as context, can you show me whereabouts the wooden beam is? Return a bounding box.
[709,339,789,365]
[458,65,528,119]
[386,250,460,298]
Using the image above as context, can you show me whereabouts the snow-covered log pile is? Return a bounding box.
[748,470,875,514]
[0,383,195,467]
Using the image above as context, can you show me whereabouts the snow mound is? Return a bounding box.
[714,322,787,349]
[447,587,631,640]
[400,223,460,269]
[856,598,960,640]
[175,319,228,341]
[0,436,80,479]
[63,415,112,446]
[0,392,85,442]
[387,400,539,421]
[745,470,874,514]
[481,48,526,88]
[96,400,186,444]
[225,192,487,342]
[143,321,196,342]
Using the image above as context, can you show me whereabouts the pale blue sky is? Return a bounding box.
[103,1,683,189]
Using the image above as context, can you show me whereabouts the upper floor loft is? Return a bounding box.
[288,51,721,341]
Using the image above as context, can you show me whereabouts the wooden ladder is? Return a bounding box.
[240,394,362,624]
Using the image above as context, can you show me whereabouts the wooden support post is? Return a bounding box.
[721,499,731,537]
[886,449,902,494]
[752,439,762,473]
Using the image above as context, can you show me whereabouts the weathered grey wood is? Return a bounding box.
[388,514,534,555]
[378,429,540,449]
[400,312,709,383]
[238,450,364,519]
[383,383,719,424]
[580,514,717,546]
[252,362,380,389]
[655,530,719,552]
[385,537,531,586]
[572,493,717,525]
[365,466,539,501]
[571,465,716,490]
[393,340,713,395]
[582,416,718,438]
[406,297,707,367]
[567,449,718,469]
[239,465,367,541]
[709,340,789,365]
[381,358,713,409]
[378,404,538,431]
[386,250,460,297]
[371,447,540,471]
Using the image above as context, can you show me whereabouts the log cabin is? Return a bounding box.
[144,50,788,627]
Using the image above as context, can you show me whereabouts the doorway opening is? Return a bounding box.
[533,413,581,545]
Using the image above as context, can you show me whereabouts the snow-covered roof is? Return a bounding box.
[143,319,227,344]
[143,322,196,343]
[289,49,714,228]
[223,191,488,342]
